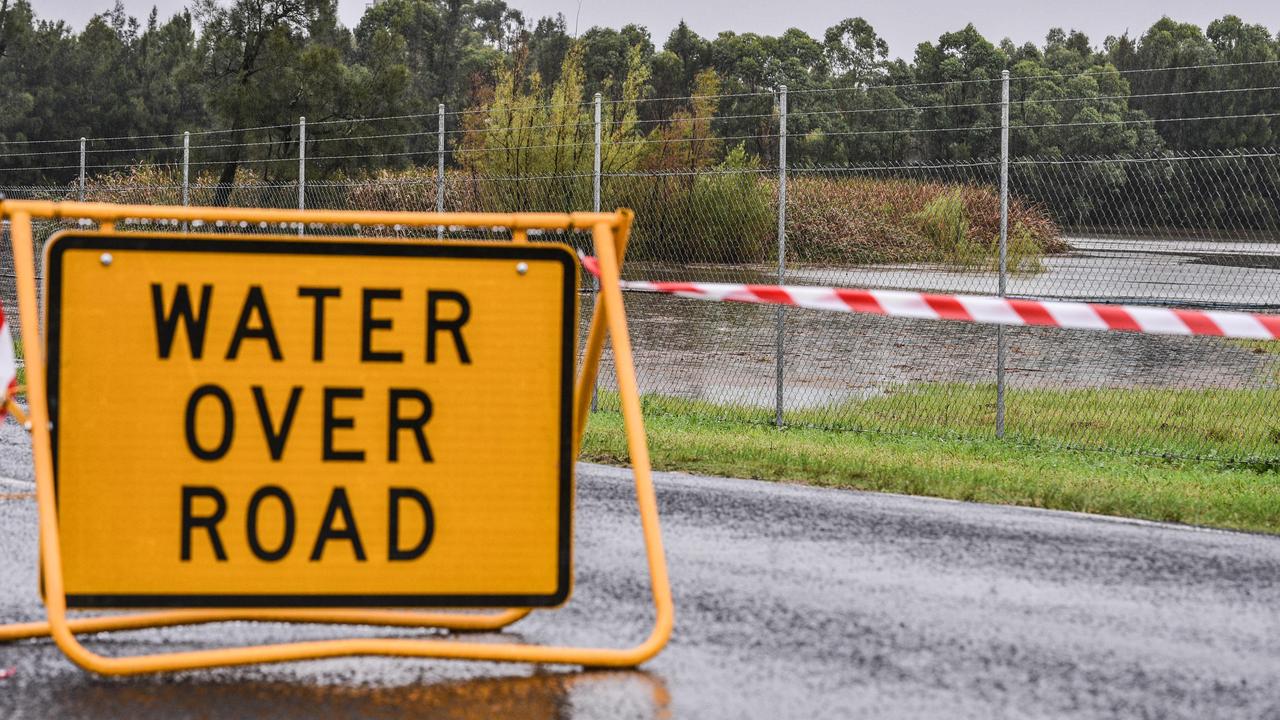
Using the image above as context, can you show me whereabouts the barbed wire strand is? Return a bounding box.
[4,59,1278,149]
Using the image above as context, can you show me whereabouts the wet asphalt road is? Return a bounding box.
[2,419,1280,718]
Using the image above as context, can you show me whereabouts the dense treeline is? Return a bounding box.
[1,0,1277,189]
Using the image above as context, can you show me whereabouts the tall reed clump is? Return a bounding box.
[787,175,1063,272]
[615,71,773,263]
[914,190,982,269]
[912,188,1061,273]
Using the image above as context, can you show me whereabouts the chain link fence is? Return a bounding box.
[609,150,1279,464]
[3,93,1278,465]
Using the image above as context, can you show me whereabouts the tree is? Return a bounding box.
[192,0,314,202]
[0,0,52,183]
[457,41,646,211]
[527,14,570,87]
[580,24,653,98]
[2,1,1278,205]
[664,21,710,93]
[1203,15,1278,148]
[909,24,1008,159]
[646,21,711,121]
[1116,16,1280,149]
[783,18,897,165]
[353,0,520,115]
[1123,17,1217,148]
[823,17,888,84]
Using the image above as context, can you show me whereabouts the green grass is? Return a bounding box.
[13,339,23,388]
[581,390,1280,534]
[1231,338,1280,356]
[598,384,1280,462]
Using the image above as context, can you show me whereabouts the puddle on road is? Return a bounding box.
[30,669,670,719]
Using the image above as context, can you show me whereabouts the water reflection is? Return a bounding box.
[583,275,1278,411]
[36,669,670,720]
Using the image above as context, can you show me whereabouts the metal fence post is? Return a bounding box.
[297,116,306,235]
[592,92,602,412]
[775,85,788,428]
[996,70,1010,439]
[182,131,190,232]
[182,132,190,206]
[78,137,86,202]
[437,103,445,239]
[593,92,602,212]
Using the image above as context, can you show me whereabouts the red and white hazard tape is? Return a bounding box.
[0,302,16,420]
[580,256,1280,341]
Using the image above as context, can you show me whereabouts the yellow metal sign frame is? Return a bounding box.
[46,231,578,608]
[0,200,672,675]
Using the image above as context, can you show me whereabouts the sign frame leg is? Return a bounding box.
[0,202,673,675]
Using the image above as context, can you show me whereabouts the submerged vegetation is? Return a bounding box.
[582,389,1280,533]
[789,179,1063,271]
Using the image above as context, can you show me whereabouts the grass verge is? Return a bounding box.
[580,395,1280,534]
[13,339,23,388]
[602,385,1280,462]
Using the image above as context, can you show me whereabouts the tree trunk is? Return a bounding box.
[213,128,245,207]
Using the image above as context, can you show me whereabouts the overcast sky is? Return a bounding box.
[34,0,1280,60]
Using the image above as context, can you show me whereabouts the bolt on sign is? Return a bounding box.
[45,232,576,608]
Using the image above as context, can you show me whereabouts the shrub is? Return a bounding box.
[786,175,1064,271]
[82,165,306,209]
[339,167,439,212]
[913,189,978,268]
[69,163,1062,272]
[617,145,774,263]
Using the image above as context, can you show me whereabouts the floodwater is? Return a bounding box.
[595,236,1280,409]
[3,232,1276,411]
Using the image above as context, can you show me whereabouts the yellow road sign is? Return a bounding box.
[45,231,577,608]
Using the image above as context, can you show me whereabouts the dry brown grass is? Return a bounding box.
[787,176,1064,271]
[74,165,1064,271]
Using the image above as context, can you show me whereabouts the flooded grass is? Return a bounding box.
[582,392,1280,534]
[1230,338,1280,355]
[597,385,1280,462]
[11,339,22,388]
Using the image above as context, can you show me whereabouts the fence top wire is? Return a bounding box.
[2,146,1276,190]
[10,112,1273,174]
[602,165,776,178]
[455,111,778,135]
[1015,83,1280,107]
[304,149,443,163]
[6,129,1276,177]
[786,83,1280,121]
[0,121,298,147]
[6,59,1277,150]
[445,120,594,137]
[5,87,1269,165]
[1016,110,1280,132]
[786,58,1280,99]
[1,143,179,158]
[0,135,744,173]
[796,159,1000,172]
[789,146,1279,171]
[1005,146,1280,165]
[22,78,1267,160]
[792,109,1280,141]
[11,81,1275,164]
[453,131,777,155]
